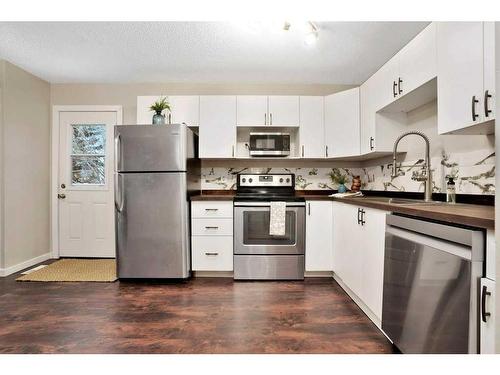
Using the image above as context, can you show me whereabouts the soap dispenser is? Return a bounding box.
[446,176,456,204]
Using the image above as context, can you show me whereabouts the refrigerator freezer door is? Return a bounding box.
[115,124,188,172]
[116,172,190,278]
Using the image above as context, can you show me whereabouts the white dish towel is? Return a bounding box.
[269,201,286,236]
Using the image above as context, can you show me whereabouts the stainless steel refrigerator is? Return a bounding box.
[114,124,200,278]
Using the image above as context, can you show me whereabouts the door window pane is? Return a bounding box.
[71,124,106,185]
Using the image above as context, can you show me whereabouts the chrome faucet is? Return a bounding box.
[392,131,433,202]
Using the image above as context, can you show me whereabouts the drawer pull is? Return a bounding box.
[205,252,219,256]
[205,208,219,212]
[205,226,219,230]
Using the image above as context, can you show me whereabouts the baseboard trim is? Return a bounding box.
[0,252,52,277]
[305,271,334,277]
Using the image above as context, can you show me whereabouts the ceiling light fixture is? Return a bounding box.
[282,21,319,46]
[304,22,319,46]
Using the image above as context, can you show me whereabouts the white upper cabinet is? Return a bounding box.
[324,88,360,157]
[374,56,400,110]
[299,96,325,158]
[136,95,200,126]
[268,96,300,126]
[236,96,268,126]
[305,201,333,272]
[199,96,237,158]
[397,22,437,96]
[168,96,200,126]
[437,22,495,134]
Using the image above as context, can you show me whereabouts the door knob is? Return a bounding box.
[57,193,66,199]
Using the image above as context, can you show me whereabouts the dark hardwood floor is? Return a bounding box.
[0,269,393,354]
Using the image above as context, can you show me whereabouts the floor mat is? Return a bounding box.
[16,258,117,282]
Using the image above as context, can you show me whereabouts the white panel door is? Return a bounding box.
[325,88,360,157]
[268,96,300,126]
[169,96,200,126]
[199,96,237,158]
[437,22,484,134]
[299,96,325,158]
[398,22,437,96]
[359,207,386,320]
[305,201,333,271]
[236,96,268,126]
[58,111,117,257]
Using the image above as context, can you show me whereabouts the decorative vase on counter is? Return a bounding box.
[337,184,348,193]
[152,111,166,125]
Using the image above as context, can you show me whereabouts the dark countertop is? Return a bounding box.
[191,191,495,229]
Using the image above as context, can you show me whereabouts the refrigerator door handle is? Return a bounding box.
[114,133,121,172]
[115,173,125,213]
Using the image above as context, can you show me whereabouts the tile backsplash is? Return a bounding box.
[201,101,495,195]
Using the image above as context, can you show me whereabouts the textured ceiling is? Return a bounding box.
[0,22,429,84]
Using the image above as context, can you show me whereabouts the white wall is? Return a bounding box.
[0,60,51,273]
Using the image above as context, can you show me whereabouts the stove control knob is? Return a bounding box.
[286,178,290,183]
[249,178,253,183]
[242,178,246,183]
[279,178,284,183]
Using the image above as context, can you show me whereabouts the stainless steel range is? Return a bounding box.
[233,173,305,280]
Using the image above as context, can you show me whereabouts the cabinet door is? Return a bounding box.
[480,278,495,353]
[332,202,363,296]
[398,22,437,96]
[360,78,377,154]
[199,96,236,158]
[374,57,400,110]
[236,96,268,126]
[305,201,333,271]
[359,207,386,320]
[483,22,495,122]
[437,22,484,134]
[268,96,299,126]
[299,96,325,158]
[325,88,360,157]
[169,96,200,126]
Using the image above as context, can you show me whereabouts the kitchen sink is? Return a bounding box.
[360,197,445,205]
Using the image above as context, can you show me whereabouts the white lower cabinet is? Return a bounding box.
[191,201,233,271]
[305,201,333,271]
[332,202,386,321]
[480,277,496,353]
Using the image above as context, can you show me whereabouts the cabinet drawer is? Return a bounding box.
[192,218,233,236]
[191,201,233,218]
[192,236,233,271]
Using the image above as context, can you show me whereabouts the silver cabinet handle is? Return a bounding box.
[325,145,329,157]
[370,137,375,151]
[205,226,219,230]
[484,90,492,118]
[472,95,479,121]
[205,252,219,256]
[205,208,219,211]
[168,113,172,124]
[308,202,311,216]
[270,113,273,125]
[302,145,304,157]
[482,285,492,322]
[232,145,235,157]
[264,113,267,125]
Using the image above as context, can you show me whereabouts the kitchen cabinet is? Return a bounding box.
[236,96,268,126]
[305,201,333,271]
[299,96,325,158]
[136,95,199,126]
[324,88,360,157]
[480,278,496,353]
[236,95,299,127]
[268,96,300,126]
[191,201,233,272]
[332,202,386,320]
[199,96,237,158]
[437,22,495,134]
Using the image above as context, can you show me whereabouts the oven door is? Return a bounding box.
[234,202,305,255]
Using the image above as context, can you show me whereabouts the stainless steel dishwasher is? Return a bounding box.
[382,214,485,354]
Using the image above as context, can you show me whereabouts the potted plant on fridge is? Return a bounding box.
[149,96,171,125]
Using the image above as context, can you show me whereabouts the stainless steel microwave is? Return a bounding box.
[249,132,290,157]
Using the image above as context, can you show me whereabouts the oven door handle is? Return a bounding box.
[233,201,305,207]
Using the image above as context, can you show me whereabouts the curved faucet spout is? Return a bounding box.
[392,131,432,202]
